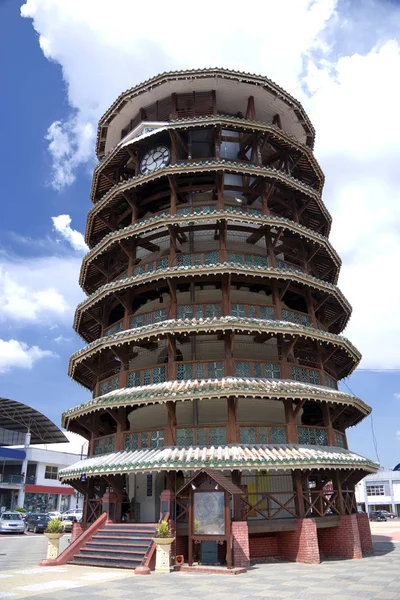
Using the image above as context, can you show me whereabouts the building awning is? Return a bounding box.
[62,378,371,428]
[59,444,378,480]
[0,398,68,445]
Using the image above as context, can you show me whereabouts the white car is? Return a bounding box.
[62,509,82,521]
[47,511,61,520]
[0,512,25,534]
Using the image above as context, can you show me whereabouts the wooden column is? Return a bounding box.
[332,471,345,515]
[283,399,298,443]
[169,177,177,216]
[167,280,177,319]
[169,225,177,268]
[166,401,177,445]
[265,229,276,267]
[232,470,242,520]
[224,332,235,377]
[219,220,228,263]
[306,289,317,327]
[227,396,238,443]
[321,403,334,446]
[216,172,224,210]
[112,407,126,452]
[293,470,305,518]
[167,334,177,381]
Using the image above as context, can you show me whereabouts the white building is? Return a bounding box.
[355,469,400,515]
[0,397,87,513]
[0,445,86,513]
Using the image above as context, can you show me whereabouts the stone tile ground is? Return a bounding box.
[0,541,399,600]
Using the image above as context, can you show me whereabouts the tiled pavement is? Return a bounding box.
[1,542,400,600]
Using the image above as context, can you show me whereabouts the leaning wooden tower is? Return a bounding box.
[60,69,377,566]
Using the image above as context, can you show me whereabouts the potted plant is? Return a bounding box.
[44,518,64,560]
[152,520,175,573]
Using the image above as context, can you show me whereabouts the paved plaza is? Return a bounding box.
[1,523,400,599]
[0,540,398,600]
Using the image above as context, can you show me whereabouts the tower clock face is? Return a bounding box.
[139,145,170,175]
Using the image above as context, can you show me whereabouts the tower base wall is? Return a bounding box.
[317,514,362,559]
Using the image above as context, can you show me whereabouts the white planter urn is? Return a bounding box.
[44,532,64,560]
[153,537,175,574]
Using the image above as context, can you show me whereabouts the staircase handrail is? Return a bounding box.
[39,512,108,566]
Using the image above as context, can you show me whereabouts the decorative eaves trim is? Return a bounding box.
[62,377,371,426]
[74,263,352,333]
[80,211,341,289]
[85,160,330,245]
[69,316,361,378]
[92,115,324,200]
[59,443,378,480]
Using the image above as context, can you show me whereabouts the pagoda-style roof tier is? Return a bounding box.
[61,378,371,429]
[59,444,378,480]
[92,115,324,202]
[80,211,341,294]
[69,317,360,390]
[96,68,316,158]
[85,160,331,247]
[74,263,352,342]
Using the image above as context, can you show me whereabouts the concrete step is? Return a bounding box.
[87,541,150,551]
[72,556,140,569]
[80,548,146,558]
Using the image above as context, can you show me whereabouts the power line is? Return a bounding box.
[342,379,381,465]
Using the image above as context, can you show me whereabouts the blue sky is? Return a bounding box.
[1,0,399,467]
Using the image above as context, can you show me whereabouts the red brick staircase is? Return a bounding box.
[69,523,156,569]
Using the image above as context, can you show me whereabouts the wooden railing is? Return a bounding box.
[240,491,297,520]
[97,359,338,397]
[238,489,357,521]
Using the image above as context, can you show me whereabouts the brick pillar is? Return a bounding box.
[317,514,362,559]
[357,512,374,554]
[277,518,320,564]
[232,521,250,568]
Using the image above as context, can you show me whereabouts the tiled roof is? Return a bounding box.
[61,377,371,427]
[69,317,360,378]
[80,210,340,288]
[85,160,330,245]
[93,116,324,200]
[59,443,378,480]
[96,68,315,156]
[74,263,351,333]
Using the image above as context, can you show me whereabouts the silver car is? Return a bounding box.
[0,512,25,534]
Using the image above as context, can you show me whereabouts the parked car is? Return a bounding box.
[369,511,387,522]
[62,509,82,521]
[379,510,396,519]
[47,511,61,520]
[25,513,50,533]
[0,512,25,534]
[61,515,74,533]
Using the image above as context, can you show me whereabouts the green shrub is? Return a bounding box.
[155,520,172,538]
[14,507,26,513]
[45,518,64,534]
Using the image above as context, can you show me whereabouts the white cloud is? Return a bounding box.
[0,254,83,325]
[0,339,56,374]
[397,431,400,441]
[54,334,71,343]
[19,1,400,370]
[21,0,337,188]
[394,394,400,399]
[52,214,88,252]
